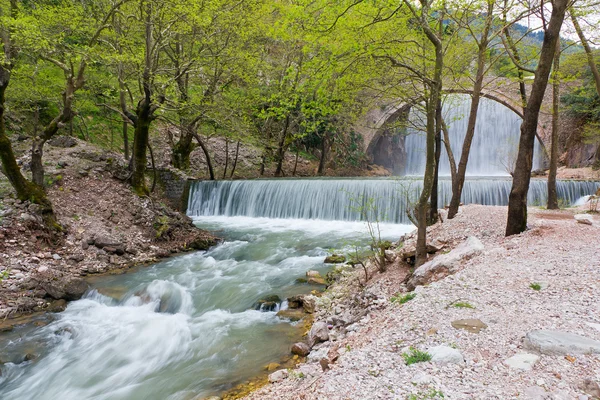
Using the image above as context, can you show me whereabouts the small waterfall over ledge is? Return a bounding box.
[403,96,544,176]
[187,178,599,224]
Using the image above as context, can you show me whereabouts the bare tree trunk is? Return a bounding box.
[192,131,215,180]
[122,120,129,160]
[547,41,561,210]
[131,100,152,195]
[223,137,229,179]
[441,117,457,182]
[275,115,290,177]
[293,146,299,176]
[506,0,568,236]
[428,100,442,224]
[318,136,327,175]
[230,140,240,178]
[571,13,600,98]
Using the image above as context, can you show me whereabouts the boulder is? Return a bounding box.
[504,353,540,370]
[276,309,306,321]
[306,270,322,278]
[302,295,317,314]
[574,214,593,225]
[407,237,484,289]
[308,321,329,346]
[524,330,600,355]
[451,319,487,334]
[291,342,310,357]
[428,345,464,364]
[268,369,288,383]
[42,277,88,301]
[308,277,326,285]
[48,136,77,148]
[264,363,281,372]
[287,294,305,309]
[579,379,600,398]
[255,295,281,312]
[324,254,346,264]
[93,235,123,249]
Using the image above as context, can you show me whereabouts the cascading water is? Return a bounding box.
[403,95,544,176]
[187,178,600,224]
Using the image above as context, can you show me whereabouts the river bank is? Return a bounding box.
[244,204,600,400]
[0,138,218,324]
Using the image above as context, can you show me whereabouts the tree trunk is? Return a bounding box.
[441,116,457,182]
[31,137,46,187]
[230,140,240,178]
[192,131,215,180]
[547,41,561,210]
[223,137,229,179]
[506,0,568,236]
[131,100,152,196]
[0,71,59,230]
[275,115,290,177]
[318,136,327,175]
[293,146,299,176]
[428,101,442,224]
[571,13,600,98]
[122,120,129,160]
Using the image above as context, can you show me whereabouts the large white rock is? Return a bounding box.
[524,330,600,355]
[428,345,464,364]
[504,353,540,370]
[407,237,484,289]
[268,369,288,383]
[308,321,329,346]
[574,214,593,225]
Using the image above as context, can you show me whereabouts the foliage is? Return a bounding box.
[402,347,432,365]
[391,292,417,304]
[529,283,542,291]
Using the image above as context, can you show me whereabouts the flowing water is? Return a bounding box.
[404,95,544,176]
[0,215,413,400]
[188,178,600,224]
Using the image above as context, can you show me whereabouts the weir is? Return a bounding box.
[187,178,600,224]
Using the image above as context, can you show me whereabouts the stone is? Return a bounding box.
[48,136,77,148]
[303,295,317,314]
[52,254,61,260]
[324,254,346,264]
[451,319,488,334]
[504,353,540,370]
[408,237,484,289]
[48,299,67,313]
[428,345,464,364]
[291,342,310,357]
[37,266,48,273]
[579,379,600,398]
[308,277,326,285]
[42,277,88,301]
[268,369,288,383]
[264,362,281,372]
[309,321,329,346]
[319,358,330,371]
[574,214,593,225]
[411,372,433,385]
[524,330,600,355]
[68,254,85,263]
[306,270,322,278]
[307,347,328,362]
[287,295,305,309]
[93,235,123,249]
[276,309,306,321]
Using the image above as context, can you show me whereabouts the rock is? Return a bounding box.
[306,270,322,278]
[574,214,593,225]
[399,243,440,261]
[319,358,330,371]
[42,277,88,301]
[428,345,464,364]
[52,254,61,260]
[291,342,310,356]
[303,295,317,314]
[524,330,600,355]
[308,277,326,285]
[93,235,123,249]
[264,362,281,372]
[307,347,328,362]
[451,318,488,334]
[579,379,600,398]
[255,295,281,311]
[268,369,288,383]
[504,353,540,370]
[411,372,433,385]
[309,321,329,346]
[37,266,48,273]
[407,237,484,289]
[287,295,305,309]
[68,254,85,263]
[48,136,77,148]
[276,309,306,321]
[324,254,346,264]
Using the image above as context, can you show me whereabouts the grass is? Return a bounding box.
[402,347,432,365]
[391,292,416,304]
[451,301,474,309]
[530,283,542,291]
[407,389,445,399]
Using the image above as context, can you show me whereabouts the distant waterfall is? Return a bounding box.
[403,95,544,176]
[187,179,599,224]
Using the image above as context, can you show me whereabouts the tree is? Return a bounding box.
[506,0,569,236]
[547,40,561,209]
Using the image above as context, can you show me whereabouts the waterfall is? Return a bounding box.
[187,178,599,224]
[403,95,544,176]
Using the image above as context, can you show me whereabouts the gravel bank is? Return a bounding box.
[243,205,600,400]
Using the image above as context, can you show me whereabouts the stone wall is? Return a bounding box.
[155,168,191,212]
